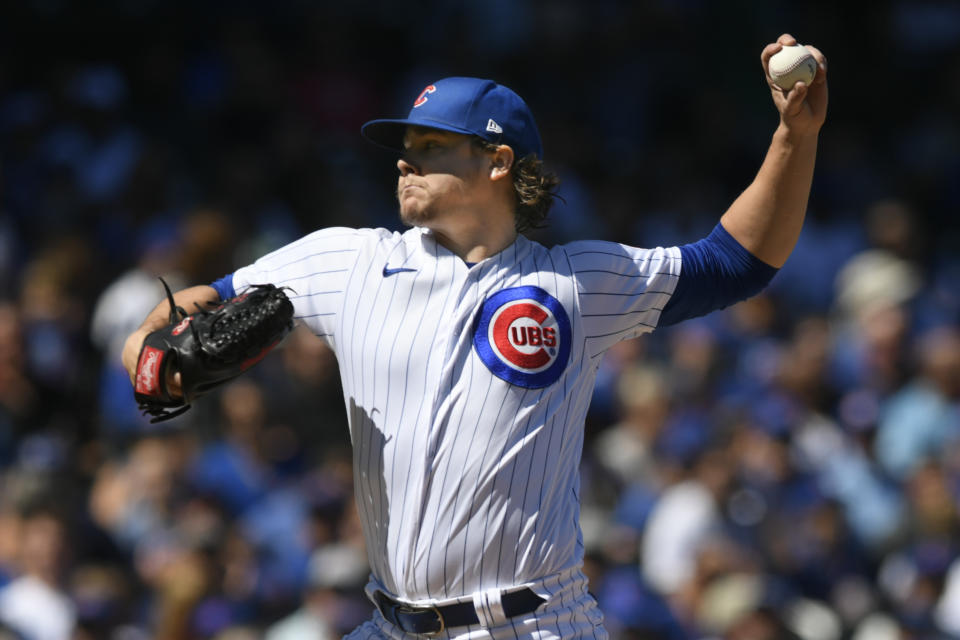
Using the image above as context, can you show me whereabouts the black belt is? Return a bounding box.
[374,588,545,635]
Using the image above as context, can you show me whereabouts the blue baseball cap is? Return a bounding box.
[362,77,544,160]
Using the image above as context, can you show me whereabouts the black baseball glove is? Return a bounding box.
[134,278,295,422]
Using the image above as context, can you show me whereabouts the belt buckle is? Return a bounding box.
[395,602,446,637]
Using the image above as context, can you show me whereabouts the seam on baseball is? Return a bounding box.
[772,50,813,75]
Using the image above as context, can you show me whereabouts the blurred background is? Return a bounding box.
[0,0,959,638]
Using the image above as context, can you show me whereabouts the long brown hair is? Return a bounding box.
[472,138,560,234]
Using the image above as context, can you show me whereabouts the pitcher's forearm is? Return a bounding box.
[138,285,221,332]
[720,125,818,268]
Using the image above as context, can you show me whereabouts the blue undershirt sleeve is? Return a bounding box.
[209,273,236,301]
[658,223,779,327]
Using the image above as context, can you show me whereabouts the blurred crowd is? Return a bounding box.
[1,1,959,639]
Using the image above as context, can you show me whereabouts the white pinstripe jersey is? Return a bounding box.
[232,225,681,606]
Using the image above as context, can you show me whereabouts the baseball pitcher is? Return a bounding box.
[122,34,827,639]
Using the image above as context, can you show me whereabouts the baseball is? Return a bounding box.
[768,44,817,90]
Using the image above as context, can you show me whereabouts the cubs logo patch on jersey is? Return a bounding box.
[473,286,571,388]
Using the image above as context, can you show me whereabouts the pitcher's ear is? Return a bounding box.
[490,145,514,180]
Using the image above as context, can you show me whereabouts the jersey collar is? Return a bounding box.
[415,227,531,271]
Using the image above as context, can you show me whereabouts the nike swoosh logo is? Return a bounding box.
[382,266,418,277]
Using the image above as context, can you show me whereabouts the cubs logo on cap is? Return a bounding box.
[473,286,571,388]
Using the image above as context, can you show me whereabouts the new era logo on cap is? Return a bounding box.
[361,77,544,160]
